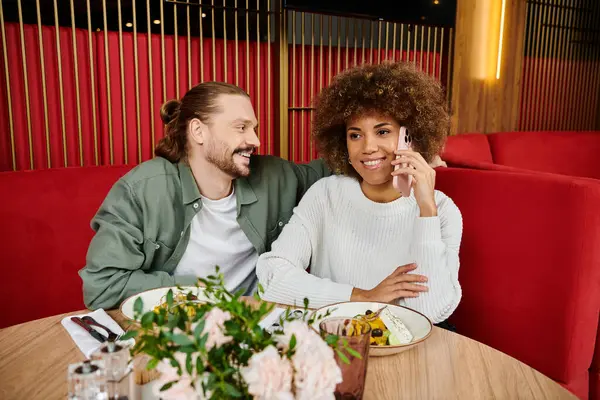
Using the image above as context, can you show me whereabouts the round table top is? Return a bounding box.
[0,308,575,400]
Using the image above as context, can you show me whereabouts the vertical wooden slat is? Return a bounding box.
[392,23,397,62]
[337,17,341,73]
[384,22,389,60]
[310,12,315,158]
[400,24,405,61]
[438,28,444,82]
[211,0,216,80]
[582,0,595,129]
[564,0,577,131]
[132,0,142,163]
[407,25,411,63]
[146,0,155,152]
[223,0,228,82]
[345,18,350,69]
[571,0,583,130]
[353,19,359,66]
[117,0,128,163]
[87,0,99,164]
[526,0,542,130]
[17,0,33,169]
[36,0,51,167]
[550,0,563,130]
[580,0,591,129]
[68,0,82,165]
[267,0,271,153]
[187,0,192,89]
[234,0,239,85]
[245,0,250,91]
[376,21,381,63]
[160,0,166,102]
[199,3,204,82]
[534,2,550,131]
[276,3,288,158]
[541,0,557,130]
[361,20,366,64]
[173,1,180,97]
[56,0,68,166]
[256,0,261,151]
[301,12,305,161]
[519,0,534,130]
[292,11,296,160]
[426,27,431,75]
[590,0,600,130]
[446,28,453,104]
[0,0,16,170]
[320,14,324,90]
[413,24,418,66]
[328,16,332,83]
[419,26,424,71]
[370,20,374,64]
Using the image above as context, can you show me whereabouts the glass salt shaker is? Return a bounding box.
[67,359,108,400]
[92,341,131,400]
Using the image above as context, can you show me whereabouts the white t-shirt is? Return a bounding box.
[174,188,258,294]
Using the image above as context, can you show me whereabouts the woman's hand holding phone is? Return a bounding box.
[391,131,438,217]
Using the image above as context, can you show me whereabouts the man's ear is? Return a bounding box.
[189,118,205,145]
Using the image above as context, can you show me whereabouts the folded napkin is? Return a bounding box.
[61,309,135,358]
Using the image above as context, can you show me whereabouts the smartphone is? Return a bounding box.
[393,127,413,196]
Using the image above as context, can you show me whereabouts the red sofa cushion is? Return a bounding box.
[0,165,133,328]
[488,131,600,180]
[435,168,600,400]
[442,133,494,165]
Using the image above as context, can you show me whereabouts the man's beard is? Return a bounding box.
[205,139,253,178]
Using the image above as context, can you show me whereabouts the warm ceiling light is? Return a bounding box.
[496,0,507,79]
[153,19,161,25]
[202,13,207,18]
[434,0,440,4]
[125,22,133,27]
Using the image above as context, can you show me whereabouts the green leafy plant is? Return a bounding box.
[121,268,360,399]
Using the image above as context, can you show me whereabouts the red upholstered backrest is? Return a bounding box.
[0,165,133,328]
[435,168,600,398]
[441,133,494,165]
[488,131,600,180]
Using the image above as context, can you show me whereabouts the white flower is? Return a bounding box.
[194,308,233,350]
[153,352,197,400]
[274,321,342,399]
[240,345,294,400]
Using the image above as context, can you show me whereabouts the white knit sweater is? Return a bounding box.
[256,175,463,324]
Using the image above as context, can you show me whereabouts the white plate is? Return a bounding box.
[310,301,433,357]
[119,286,212,321]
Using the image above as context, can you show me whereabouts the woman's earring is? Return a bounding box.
[348,158,352,165]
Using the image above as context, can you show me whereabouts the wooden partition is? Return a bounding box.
[450,0,527,135]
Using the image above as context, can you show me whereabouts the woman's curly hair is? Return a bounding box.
[312,61,450,176]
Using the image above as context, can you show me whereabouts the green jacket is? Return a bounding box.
[79,156,330,310]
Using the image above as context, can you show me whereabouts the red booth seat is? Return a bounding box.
[441,131,600,399]
[435,168,600,400]
[442,131,600,180]
[0,165,133,328]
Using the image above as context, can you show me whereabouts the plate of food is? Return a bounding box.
[310,302,433,356]
[119,286,212,321]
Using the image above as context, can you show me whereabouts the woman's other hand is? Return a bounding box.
[350,263,428,303]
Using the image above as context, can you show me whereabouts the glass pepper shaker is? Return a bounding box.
[92,340,131,400]
[67,359,108,400]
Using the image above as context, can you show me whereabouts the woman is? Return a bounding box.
[256,62,462,324]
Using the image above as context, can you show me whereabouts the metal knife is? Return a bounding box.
[71,317,107,343]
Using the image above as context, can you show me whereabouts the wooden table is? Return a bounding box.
[0,309,575,399]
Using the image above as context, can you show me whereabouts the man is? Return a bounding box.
[80,82,329,310]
